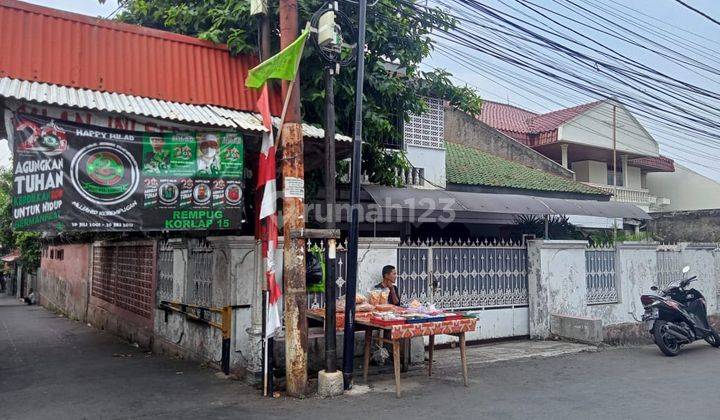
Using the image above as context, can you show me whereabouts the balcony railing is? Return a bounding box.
[584,183,656,205]
[338,167,426,187]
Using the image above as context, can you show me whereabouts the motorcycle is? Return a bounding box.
[640,266,720,356]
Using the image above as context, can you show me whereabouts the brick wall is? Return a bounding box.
[91,241,156,323]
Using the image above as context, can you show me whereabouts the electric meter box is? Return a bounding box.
[318,11,340,48]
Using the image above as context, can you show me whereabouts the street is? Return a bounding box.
[2,295,720,420]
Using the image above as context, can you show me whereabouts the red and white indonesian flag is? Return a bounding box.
[246,30,308,340]
[257,86,282,338]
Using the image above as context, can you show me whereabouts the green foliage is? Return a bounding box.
[513,214,584,240]
[116,0,482,186]
[0,169,14,250]
[0,168,41,271]
[588,230,655,246]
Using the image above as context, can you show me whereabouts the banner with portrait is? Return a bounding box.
[10,113,245,232]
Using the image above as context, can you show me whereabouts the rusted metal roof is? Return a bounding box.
[0,0,281,114]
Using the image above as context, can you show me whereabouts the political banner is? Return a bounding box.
[11,113,245,232]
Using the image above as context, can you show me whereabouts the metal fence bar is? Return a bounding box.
[397,240,528,310]
[188,239,214,307]
[157,240,174,302]
[657,246,682,288]
[586,247,618,305]
[307,247,347,309]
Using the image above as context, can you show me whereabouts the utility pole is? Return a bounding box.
[342,0,367,390]
[612,103,617,243]
[324,67,336,224]
[279,0,308,398]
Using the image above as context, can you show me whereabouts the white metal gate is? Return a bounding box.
[397,239,529,339]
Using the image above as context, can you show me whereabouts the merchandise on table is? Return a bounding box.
[356,303,374,312]
[308,297,474,328]
[368,289,389,305]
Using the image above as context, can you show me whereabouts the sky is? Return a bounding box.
[424,0,720,182]
[4,0,720,183]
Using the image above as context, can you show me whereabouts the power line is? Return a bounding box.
[674,0,720,26]
[396,0,720,141]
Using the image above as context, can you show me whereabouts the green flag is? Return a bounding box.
[245,28,310,89]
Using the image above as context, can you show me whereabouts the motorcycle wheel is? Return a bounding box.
[653,321,681,357]
[704,330,720,347]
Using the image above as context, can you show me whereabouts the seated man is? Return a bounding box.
[375,265,400,306]
[23,288,36,305]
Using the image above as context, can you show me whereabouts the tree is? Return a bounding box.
[0,168,41,270]
[114,0,482,186]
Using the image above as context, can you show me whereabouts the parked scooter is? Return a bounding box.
[640,266,720,356]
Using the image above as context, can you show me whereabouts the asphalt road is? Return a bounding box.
[2,295,720,420]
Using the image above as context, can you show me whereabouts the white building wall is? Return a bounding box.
[404,145,445,189]
[404,97,446,189]
[527,240,719,342]
[559,102,659,157]
[572,160,607,184]
[646,164,720,211]
[527,240,588,338]
[626,166,642,189]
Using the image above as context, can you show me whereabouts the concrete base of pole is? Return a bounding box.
[410,337,425,365]
[317,370,344,398]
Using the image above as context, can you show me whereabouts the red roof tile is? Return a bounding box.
[629,156,675,172]
[478,100,603,145]
[0,0,281,114]
[479,100,675,172]
[479,101,537,134]
[527,101,603,133]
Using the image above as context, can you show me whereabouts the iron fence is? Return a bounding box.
[188,239,214,307]
[397,239,529,310]
[157,240,174,302]
[657,245,683,288]
[585,246,618,304]
[307,240,348,309]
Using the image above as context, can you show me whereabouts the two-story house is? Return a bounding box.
[345,97,649,239]
[477,100,675,213]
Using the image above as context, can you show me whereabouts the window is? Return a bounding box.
[607,167,624,187]
[56,250,64,261]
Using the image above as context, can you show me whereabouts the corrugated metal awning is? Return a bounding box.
[363,185,650,223]
[1,250,20,262]
[0,77,350,141]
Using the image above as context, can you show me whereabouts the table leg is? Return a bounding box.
[393,339,401,398]
[459,332,468,387]
[428,334,434,377]
[363,329,372,382]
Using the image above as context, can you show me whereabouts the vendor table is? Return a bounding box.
[307,310,477,398]
[358,317,477,398]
